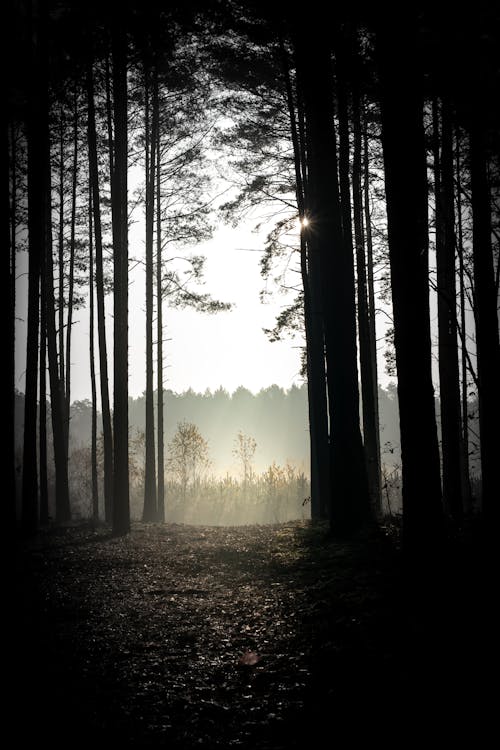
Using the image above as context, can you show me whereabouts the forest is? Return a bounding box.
[8,0,499,746]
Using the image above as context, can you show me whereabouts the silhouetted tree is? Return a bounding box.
[377,14,443,548]
[142,57,158,522]
[350,39,382,516]
[46,162,71,523]
[468,45,500,525]
[64,86,79,445]
[156,102,165,522]
[88,181,99,521]
[362,103,382,509]
[7,120,17,526]
[432,98,464,521]
[22,0,48,532]
[455,129,473,511]
[86,53,113,522]
[296,18,372,534]
[111,19,130,536]
[39,201,49,525]
[280,40,329,520]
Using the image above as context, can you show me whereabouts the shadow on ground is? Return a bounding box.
[10,520,493,747]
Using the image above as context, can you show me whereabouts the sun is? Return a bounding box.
[299,216,309,229]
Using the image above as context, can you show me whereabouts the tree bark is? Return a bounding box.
[282,41,329,519]
[362,104,382,513]
[295,22,371,534]
[46,167,71,523]
[470,118,500,525]
[143,61,158,522]
[111,21,130,536]
[156,78,165,523]
[87,57,113,522]
[88,181,99,521]
[455,128,473,513]
[351,45,382,516]
[64,87,78,446]
[105,50,114,179]
[22,0,47,532]
[378,19,443,549]
[432,98,464,521]
[58,107,65,389]
[8,123,17,525]
[39,207,49,525]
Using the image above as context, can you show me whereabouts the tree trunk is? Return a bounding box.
[88,181,99,522]
[143,61,158,522]
[455,128,473,513]
[105,50,114,178]
[58,107,65,389]
[22,0,48,533]
[87,57,113,522]
[46,168,71,523]
[295,22,371,534]
[8,123,17,525]
[65,87,78,446]
[351,58,382,517]
[362,103,382,513]
[282,41,329,519]
[378,21,443,549]
[111,21,130,536]
[156,80,165,523]
[469,119,500,525]
[432,98,464,521]
[39,213,49,525]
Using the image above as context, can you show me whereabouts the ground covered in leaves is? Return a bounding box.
[11,521,494,747]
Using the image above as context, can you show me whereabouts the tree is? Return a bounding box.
[168,421,210,503]
[147,39,231,522]
[233,431,257,489]
[295,18,372,534]
[39,195,49,525]
[432,98,464,521]
[88,180,99,521]
[64,86,80,447]
[455,128,473,512]
[349,35,382,516]
[86,52,114,522]
[22,0,46,532]
[280,40,330,520]
[377,14,443,548]
[468,40,500,525]
[212,30,331,520]
[362,102,383,514]
[7,118,17,527]
[111,19,130,536]
[45,163,71,523]
[156,111,165,522]
[142,58,159,522]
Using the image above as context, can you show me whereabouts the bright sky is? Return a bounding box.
[15,222,305,402]
[127,222,304,400]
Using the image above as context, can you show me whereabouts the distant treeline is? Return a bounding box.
[14,383,482,521]
[14,382,482,477]
[15,383,404,473]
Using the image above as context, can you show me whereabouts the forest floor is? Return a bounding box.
[11,520,494,747]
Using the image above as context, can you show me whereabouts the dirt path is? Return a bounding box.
[11,521,492,747]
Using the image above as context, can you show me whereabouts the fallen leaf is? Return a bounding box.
[238,650,260,667]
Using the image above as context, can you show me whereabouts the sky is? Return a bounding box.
[127,222,304,399]
[14,216,469,407]
[15,221,306,402]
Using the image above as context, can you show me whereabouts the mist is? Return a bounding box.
[13,383,411,525]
